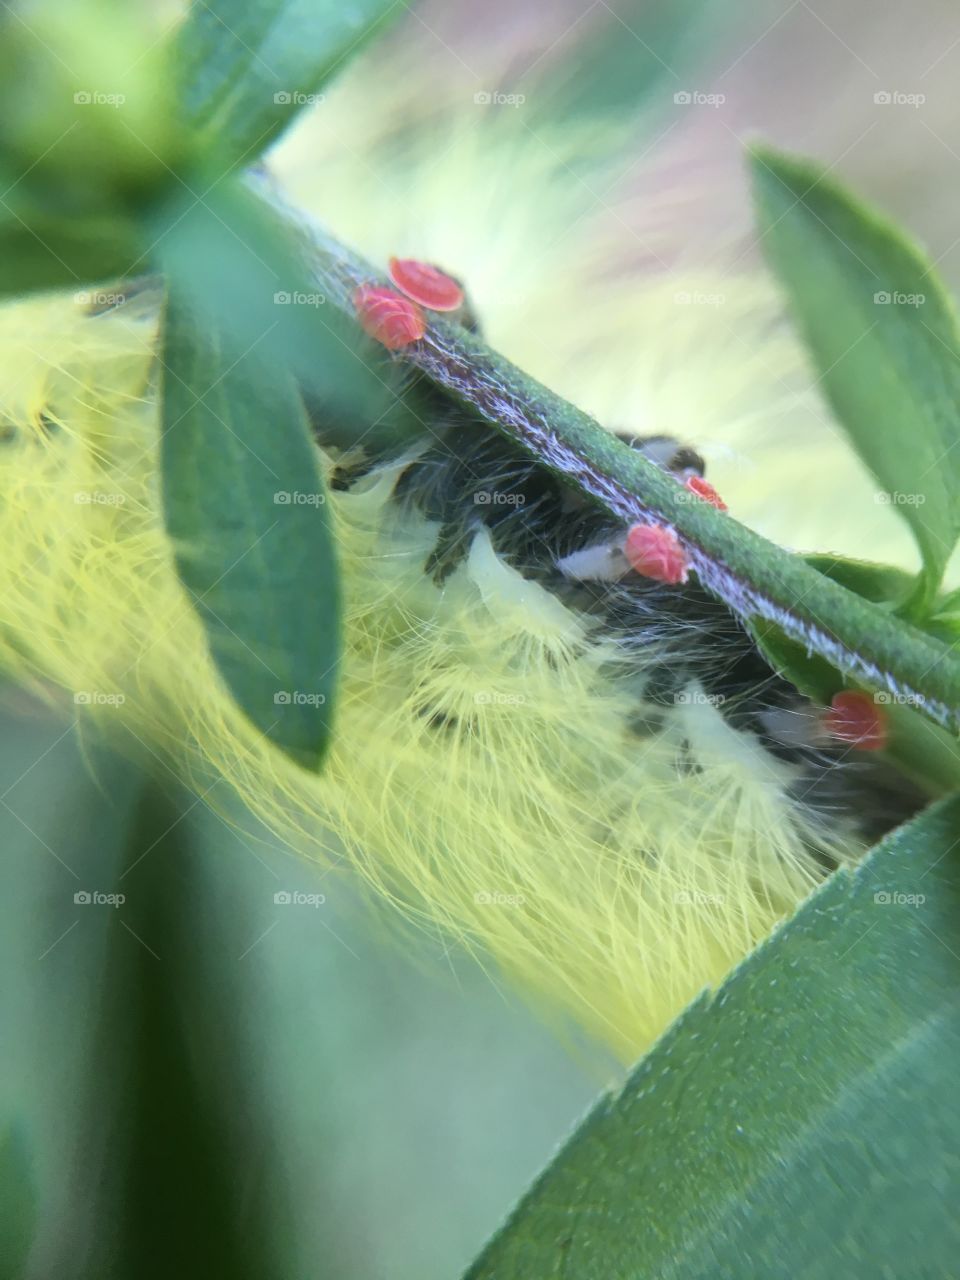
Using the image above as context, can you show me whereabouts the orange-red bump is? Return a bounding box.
[685,475,728,511]
[353,285,425,349]
[823,691,889,751]
[624,524,689,585]
[388,257,465,312]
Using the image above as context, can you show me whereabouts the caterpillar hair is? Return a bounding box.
[0,22,942,1056]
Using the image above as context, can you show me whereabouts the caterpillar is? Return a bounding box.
[298,268,923,1049]
[0,21,941,1058]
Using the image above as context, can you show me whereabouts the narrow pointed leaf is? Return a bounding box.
[160,286,338,769]
[174,0,401,164]
[466,795,960,1279]
[752,145,960,612]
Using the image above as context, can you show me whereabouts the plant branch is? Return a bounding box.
[268,182,960,734]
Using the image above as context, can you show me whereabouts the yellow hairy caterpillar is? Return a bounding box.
[0,50,933,1059]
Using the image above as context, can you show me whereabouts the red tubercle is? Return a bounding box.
[685,474,728,511]
[388,257,465,312]
[822,691,889,752]
[624,524,689,585]
[353,285,425,349]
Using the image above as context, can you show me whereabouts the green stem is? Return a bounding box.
[271,188,960,735]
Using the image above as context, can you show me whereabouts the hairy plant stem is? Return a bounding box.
[268,187,960,742]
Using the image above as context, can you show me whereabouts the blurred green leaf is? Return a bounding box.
[465,794,960,1279]
[0,1125,35,1279]
[0,1,183,301]
[160,284,339,770]
[935,585,960,615]
[803,553,917,607]
[174,0,401,165]
[0,207,142,301]
[151,176,405,426]
[523,0,727,125]
[0,1,182,190]
[101,781,290,1279]
[752,145,960,615]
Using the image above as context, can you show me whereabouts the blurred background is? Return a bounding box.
[3,1,960,1276]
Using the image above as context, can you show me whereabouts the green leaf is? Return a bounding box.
[160,285,339,770]
[803,552,917,607]
[0,2,183,204]
[174,0,400,164]
[0,2,182,302]
[751,144,960,614]
[523,0,724,124]
[150,176,411,431]
[105,781,293,1278]
[0,207,142,301]
[0,1126,35,1277]
[935,585,960,615]
[465,794,960,1279]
